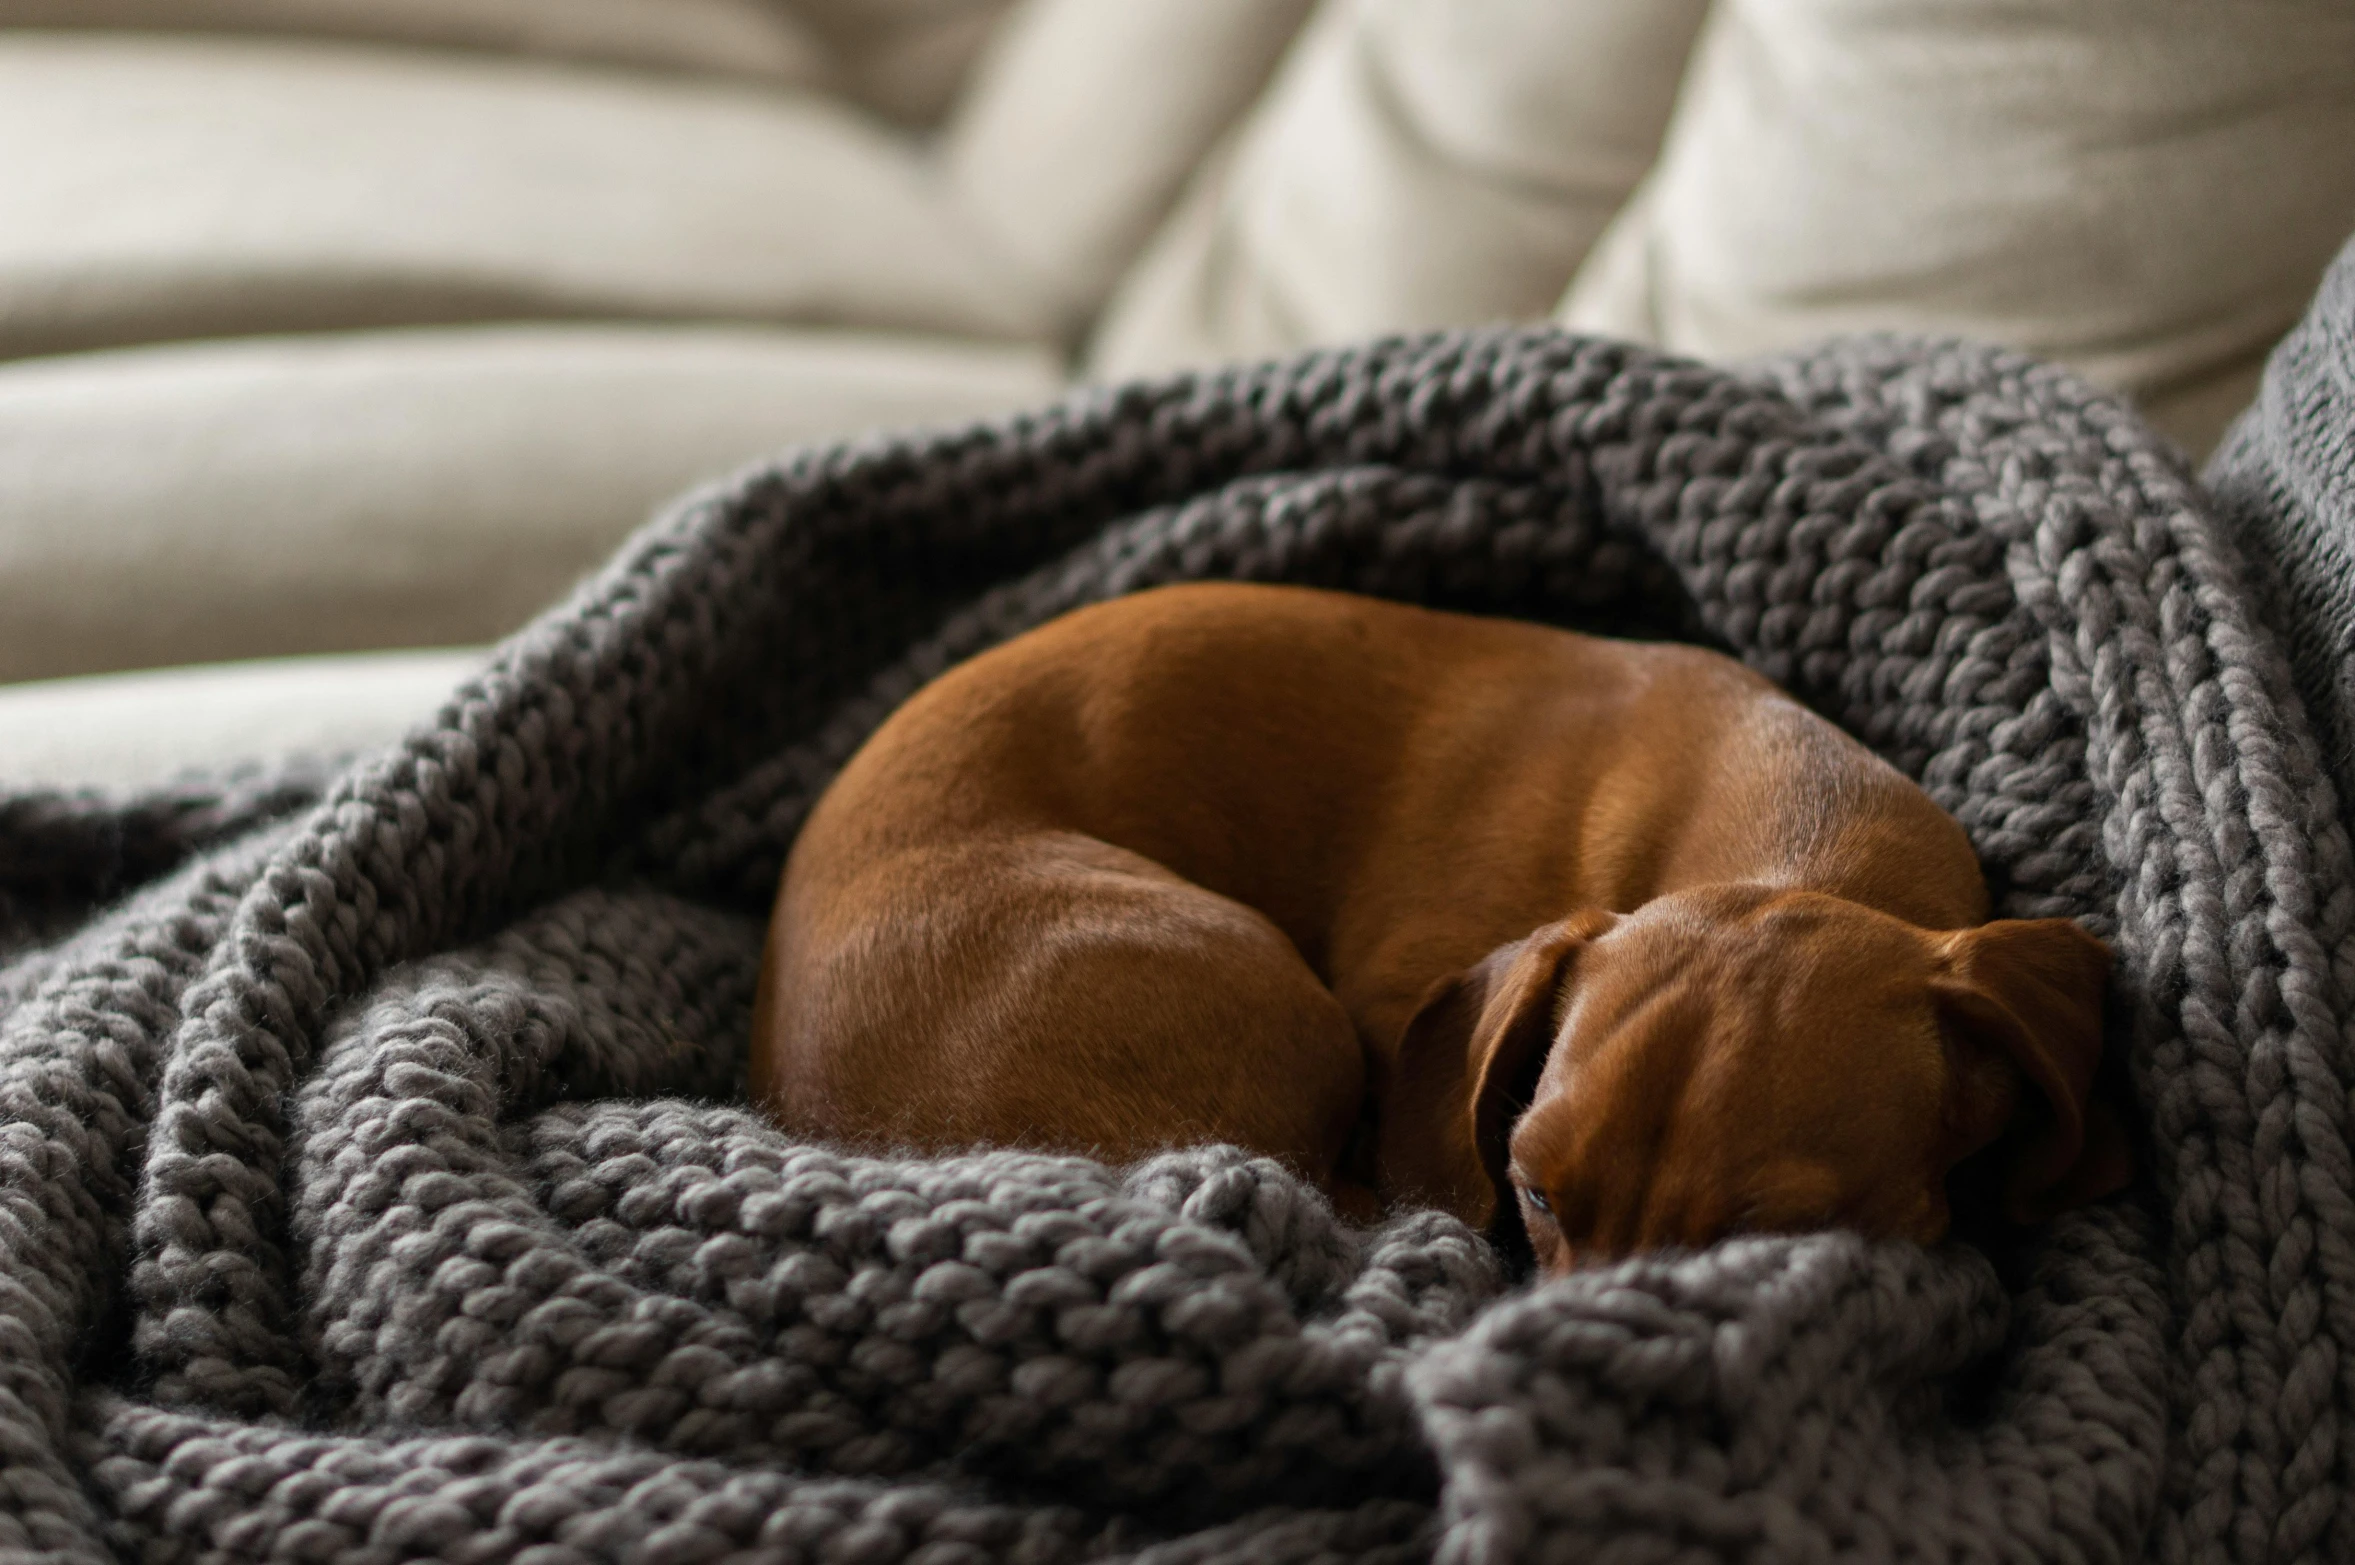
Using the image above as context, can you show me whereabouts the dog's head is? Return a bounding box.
[1379,886,2126,1272]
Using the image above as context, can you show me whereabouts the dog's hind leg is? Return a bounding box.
[757,830,1368,1191]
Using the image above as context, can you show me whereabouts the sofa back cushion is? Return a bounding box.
[0,33,1054,361]
[1089,0,2355,460]
[0,0,834,85]
[1086,0,1710,377]
[942,0,1316,338]
[1559,0,2355,457]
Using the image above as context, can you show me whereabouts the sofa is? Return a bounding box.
[13,10,2355,1559]
[5,0,2353,788]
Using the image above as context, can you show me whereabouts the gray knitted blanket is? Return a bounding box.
[2,328,2346,1564]
[2209,233,2355,848]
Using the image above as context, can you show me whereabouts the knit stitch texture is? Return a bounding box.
[0,328,2345,1563]
[2208,231,2355,841]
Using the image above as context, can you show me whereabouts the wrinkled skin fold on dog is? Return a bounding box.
[0,327,2333,1564]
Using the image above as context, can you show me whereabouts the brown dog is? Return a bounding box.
[750,582,2128,1270]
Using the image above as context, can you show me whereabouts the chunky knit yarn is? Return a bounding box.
[2209,231,2355,843]
[1,328,2346,1563]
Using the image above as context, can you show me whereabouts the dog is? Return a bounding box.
[749,582,2128,1271]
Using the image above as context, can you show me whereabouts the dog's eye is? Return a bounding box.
[1521,1184,1553,1216]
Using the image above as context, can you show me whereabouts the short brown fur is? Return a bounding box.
[750,583,2127,1270]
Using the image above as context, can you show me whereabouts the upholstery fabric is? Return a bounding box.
[0,0,833,85]
[1,328,2343,1562]
[1093,0,2355,463]
[788,0,1018,128]
[0,325,1059,682]
[940,0,1317,339]
[0,1,1021,126]
[0,650,483,791]
[1558,0,2355,461]
[2206,231,2355,839]
[0,35,1046,364]
[0,1,1307,698]
[1087,0,1709,379]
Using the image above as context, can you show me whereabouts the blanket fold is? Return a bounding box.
[3,326,2349,1563]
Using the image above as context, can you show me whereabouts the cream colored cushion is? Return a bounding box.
[1088,0,1710,377]
[941,0,1316,339]
[0,649,482,791]
[792,0,1017,127]
[0,325,1060,682]
[0,1,1033,127]
[0,0,831,85]
[1558,0,2355,459]
[0,34,1048,363]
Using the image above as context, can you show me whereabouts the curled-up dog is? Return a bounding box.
[750,583,2129,1269]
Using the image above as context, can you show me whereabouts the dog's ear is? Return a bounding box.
[1380,911,1617,1229]
[1933,918,2129,1224]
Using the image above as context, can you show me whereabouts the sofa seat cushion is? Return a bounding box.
[0,33,1052,362]
[0,324,1061,681]
[0,647,480,790]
